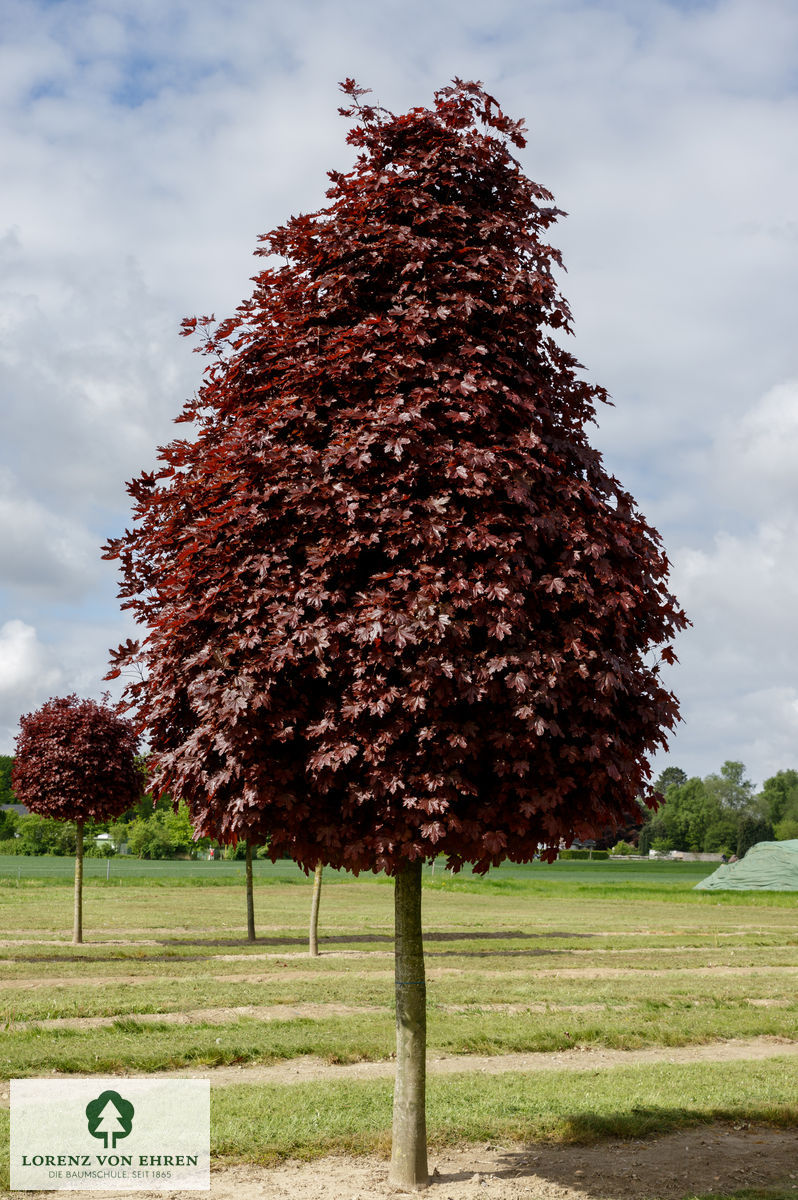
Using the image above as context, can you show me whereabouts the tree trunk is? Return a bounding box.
[73,818,84,945]
[388,859,428,1190]
[245,840,256,942]
[309,862,323,957]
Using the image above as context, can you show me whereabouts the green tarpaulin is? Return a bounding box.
[695,839,798,891]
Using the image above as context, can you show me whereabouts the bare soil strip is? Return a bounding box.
[4,1002,382,1031]
[152,1034,798,1087]
[2,1036,796,1109]
[4,962,798,990]
[1,924,789,944]
[15,1124,798,1200]
[4,1000,636,1032]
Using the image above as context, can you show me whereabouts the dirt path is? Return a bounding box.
[5,962,798,991]
[6,1000,652,1031]
[4,1001,384,1030]
[2,1036,796,1108]
[11,996,789,1033]
[13,1123,798,1200]
[138,1034,798,1087]
[0,921,791,942]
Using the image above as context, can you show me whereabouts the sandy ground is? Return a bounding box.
[8,1124,798,1200]
[2,1037,797,1104]
[162,1034,798,1086]
[2,1003,383,1031]
[6,997,796,1033]
[5,963,798,994]
[4,1001,655,1032]
[4,931,797,1197]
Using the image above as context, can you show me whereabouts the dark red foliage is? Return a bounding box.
[104,81,688,874]
[13,695,142,823]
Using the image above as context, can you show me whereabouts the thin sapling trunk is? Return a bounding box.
[73,818,84,945]
[388,858,428,1190]
[309,862,323,956]
[245,839,256,942]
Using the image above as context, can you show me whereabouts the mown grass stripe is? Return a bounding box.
[209,1057,798,1163]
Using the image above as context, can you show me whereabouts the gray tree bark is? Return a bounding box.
[388,859,429,1190]
[309,862,323,956]
[245,840,256,942]
[73,818,84,945]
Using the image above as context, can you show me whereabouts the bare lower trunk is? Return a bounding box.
[73,819,84,945]
[309,862,323,957]
[245,840,256,942]
[388,859,428,1191]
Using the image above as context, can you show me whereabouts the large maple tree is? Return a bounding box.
[106,80,687,1188]
[13,695,141,943]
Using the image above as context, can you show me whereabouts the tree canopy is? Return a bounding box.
[106,79,687,875]
[12,695,142,824]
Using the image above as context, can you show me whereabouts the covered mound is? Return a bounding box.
[695,839,798,891]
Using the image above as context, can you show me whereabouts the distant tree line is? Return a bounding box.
[639,763,798,857]
[0,789,220,859]
[0,753,246,860]
[3,751,797,862]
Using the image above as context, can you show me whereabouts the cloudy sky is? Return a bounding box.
[1,0,797,789]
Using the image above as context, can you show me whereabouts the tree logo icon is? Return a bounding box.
[85,1090,135,1149]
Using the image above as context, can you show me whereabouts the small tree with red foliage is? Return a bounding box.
[13,695,142,943]
[105,80,687,1187]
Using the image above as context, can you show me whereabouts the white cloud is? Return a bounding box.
[0,471,104,598]
[674,521,798,652]
[715,380,798,515]
[0,619,60,694]
[655,379,798,785]
[0,619,63,745]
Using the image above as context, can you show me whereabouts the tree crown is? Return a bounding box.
[105,80,687,874]
[12,694,142,823]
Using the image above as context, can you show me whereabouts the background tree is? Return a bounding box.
[659,776,717,852]
[703,760,754,813]
[774,816,798,841]
[13,814,78,856]
[759,769,798,829]
[0,805,19,844]
[106,80,686,1189]
[0,754,15,807]
[639,766,687,853]
[637,821,654,857]
[644,760,774,855]
[653,765,687,794]
[12,695,141,942]
[123,805,187,858]
[736,813,774,858]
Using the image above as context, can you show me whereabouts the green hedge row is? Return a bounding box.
[558,848,610,860]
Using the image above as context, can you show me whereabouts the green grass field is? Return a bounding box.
[0,852,714,886]
[1,860,797,1196]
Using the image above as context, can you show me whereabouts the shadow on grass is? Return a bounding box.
[427,948,566,959]
[156,929,593,948]
[435,1120,798,1200]
[6,929,593,960]
[8,952,216,963]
